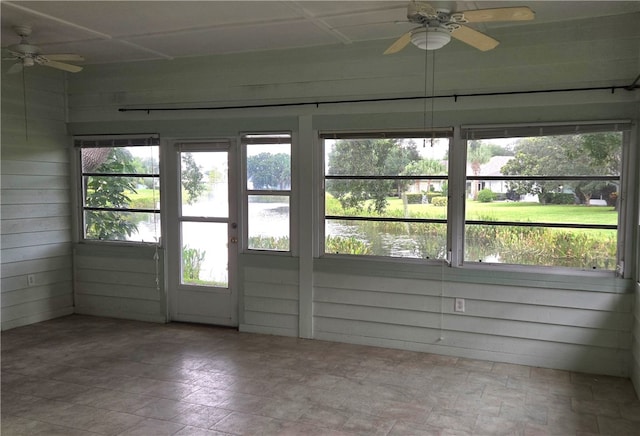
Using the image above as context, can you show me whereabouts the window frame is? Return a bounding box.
[320,129,453,263]
[74,134,161,245]
[241,132,294,254]
[460,121,632,274]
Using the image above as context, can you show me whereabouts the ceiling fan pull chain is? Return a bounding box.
[22,66,28,141]
[423,38,429,147]
[430,49,436,147]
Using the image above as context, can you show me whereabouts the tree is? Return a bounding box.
[326,139,420,213]
[401,158,447,196]
[467,140,492,200]
[84,148,139,240]
[246,152,291,190]
[501,133,621,204]
[181,152,206,205]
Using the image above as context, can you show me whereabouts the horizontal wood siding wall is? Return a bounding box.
[314,260,634,377]
[73,244,166,323]
[239,254,299,337]
[1,67,73,330]
[633,283,640,395]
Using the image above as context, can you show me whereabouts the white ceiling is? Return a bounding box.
[2,1,640,65]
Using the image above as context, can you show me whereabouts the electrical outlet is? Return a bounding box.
[27,274,35,286]
[454,298,465,313]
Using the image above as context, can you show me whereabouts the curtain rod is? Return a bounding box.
[118,83,639,113]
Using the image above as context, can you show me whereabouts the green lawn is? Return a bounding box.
[331,195,618,226]
[464,200,617,225]
[126,188,159,209]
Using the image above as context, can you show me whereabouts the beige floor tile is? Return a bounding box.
[2,315,638,436]
[117,417,185,436]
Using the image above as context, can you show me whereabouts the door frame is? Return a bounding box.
[165,138,239,325]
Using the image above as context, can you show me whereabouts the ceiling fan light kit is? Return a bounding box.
[411,27,451,51]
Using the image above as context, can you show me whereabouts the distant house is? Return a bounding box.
[466,155,541,202]
[406,160,448,195]
[467,156,513,197]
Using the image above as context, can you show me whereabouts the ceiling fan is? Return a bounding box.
[4,25,84,73]
[385,1,535,54]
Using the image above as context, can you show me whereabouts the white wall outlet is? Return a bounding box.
[27,274,35,286]
[454,298,465,313]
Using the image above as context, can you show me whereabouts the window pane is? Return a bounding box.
[465,225,616,269]
[246,143,291,190]
[325,138,448,176]
[248,195,290,251]
[81,146,158,174]
[81,144,160,244]
[464,132,621,269]
[323,135,450,259]
[84,211,160,243]
[181,222,227,287]
[84,176,159,210]
[181,151,228,218]
[326,219,447,259]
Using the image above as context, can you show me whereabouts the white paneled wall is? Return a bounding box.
[1,67,74,330]
[314,259,633,376]
[633,283,640,394]
[73,244,166,323]
[239,255,299,337]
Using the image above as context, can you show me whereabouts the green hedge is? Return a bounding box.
[477,189,497,203]
[405,193,423,204]
[539,193,576,205]
[432,196,447,207]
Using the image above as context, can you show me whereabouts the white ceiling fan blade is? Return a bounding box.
[43,54,85,62]
[451,24,499,51]
[7,62,23,74]
[41,59,83,73]
[459,7,535,23]
[384,31,413,55]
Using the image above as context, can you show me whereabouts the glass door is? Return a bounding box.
[171,141,237,325]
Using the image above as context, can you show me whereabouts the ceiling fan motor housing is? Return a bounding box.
[9,42,41,56]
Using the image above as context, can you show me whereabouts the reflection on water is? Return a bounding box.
[327,220,447,259]
[134,200,616,270]
[248,202,289,238]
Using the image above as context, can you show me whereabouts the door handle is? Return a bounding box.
[230,237,238,244]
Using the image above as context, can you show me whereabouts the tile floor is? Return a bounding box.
[1,315,639,436]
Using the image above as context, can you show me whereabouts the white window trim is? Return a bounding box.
[241,131,295,255]
[73,134,161,246]
[320,129,453,264]
[461,121,632,275]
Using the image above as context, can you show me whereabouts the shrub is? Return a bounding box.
[539,192,576,205]
[405,193,423,204]
[426,192,442,202]
[326,236,372,255]
[477,189,496,203]
[182,246,205,282]
[431,196,447,207]
[248,235,289,250]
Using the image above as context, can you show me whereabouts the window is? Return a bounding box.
[462,122,630,270]
[322,130,452,259]
[243,133,292,251]
[76,135,160,243]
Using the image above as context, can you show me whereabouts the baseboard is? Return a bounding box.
[1,307,74,331]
